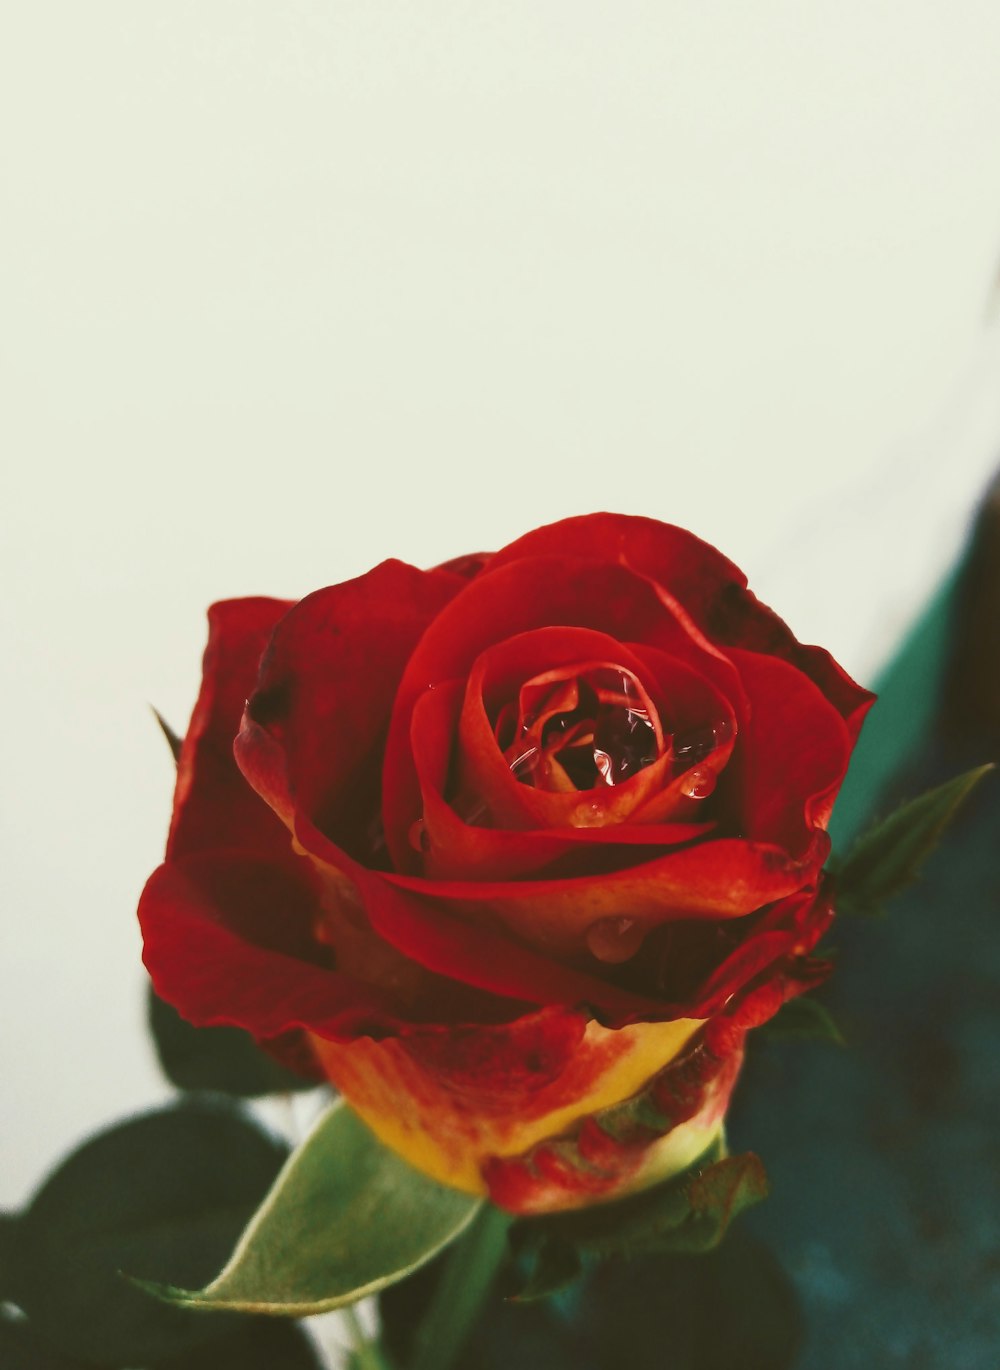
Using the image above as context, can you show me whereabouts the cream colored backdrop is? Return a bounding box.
[3,2,1000,1222]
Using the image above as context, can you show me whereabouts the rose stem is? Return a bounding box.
[344,1303,398,1370]
[409,1203,513,1370]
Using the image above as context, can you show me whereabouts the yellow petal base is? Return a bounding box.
[309,1015,703,1198]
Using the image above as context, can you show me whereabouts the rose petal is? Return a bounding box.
[235,559,466,858]
[636,886,832,1009]
[482,1030,743,1214]
[455,629,673,831]
[487,512,874,736]
[294,812,675,1024]
[139,852,406,1044]
[488,514,746,621]
[725,647,854,851]
[382,833,823,958]
[140,850,546,1043]
[168,598,293,863]
[310,1011,705,1200]
[382,555,744,871]
[410,680,716,882]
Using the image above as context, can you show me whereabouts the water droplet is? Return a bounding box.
[586,916,645,963]
[505,664,662,792]
[592,703,657,784]
[680,768,716,800]
[571,798,606,827]
[408,818,430,852]
[671,722,723,768]
[712,715,735,748]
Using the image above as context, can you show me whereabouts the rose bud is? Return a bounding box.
[139,514,872,1215]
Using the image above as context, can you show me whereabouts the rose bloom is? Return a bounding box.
[139,515,872,1215]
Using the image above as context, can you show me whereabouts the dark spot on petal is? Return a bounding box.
[247,679,292,727]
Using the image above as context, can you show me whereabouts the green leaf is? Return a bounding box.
[383,1228,801,1370]
[145,1101,482,1316]
[0,1212,18,1300]
[10,1099,288,1365]
[760,994,846,1045]
[148,987,320,1098]
[579,1229,802,1370]
[0,1311,99,1370]
[836,763,994,916]
[155,1316,325,1369]
[152,706,183,763]
[409,1204,512,1370]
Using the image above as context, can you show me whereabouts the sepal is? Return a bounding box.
[509,1140,768,1300]
[152,707,183,763]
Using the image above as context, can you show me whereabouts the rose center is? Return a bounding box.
[495,665,663,793]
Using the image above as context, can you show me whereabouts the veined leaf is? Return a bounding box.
[142,1102,482,1316]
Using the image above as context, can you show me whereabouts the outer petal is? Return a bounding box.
[309,1012,704,1200]
[168,597,293,862]
[725,647,853,850]
[489,513,746,624]
[139,852,409,1043]
[235,559,467,856]
[488,513,874,738]
[482,1032,742,1214]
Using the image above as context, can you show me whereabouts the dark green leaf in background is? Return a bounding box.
[835,763,993,917]
[8,1099,288,1365]
[0,1211,18,1302]
[148,988,320,1098]
[382,1227,801,1370]
[148,1102,482,1315]
[154,1316,324,1369]
[0,1311,99,1370]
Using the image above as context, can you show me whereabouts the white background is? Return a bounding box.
[3,0,1000,1232]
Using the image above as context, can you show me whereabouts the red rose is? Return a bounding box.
[139,514,872,1214]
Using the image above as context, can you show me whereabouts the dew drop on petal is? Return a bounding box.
[571,798,606,827]
[586,916,646,964]
[680,768,717,800]
[671,718,733,770]
[712,715,735,748]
